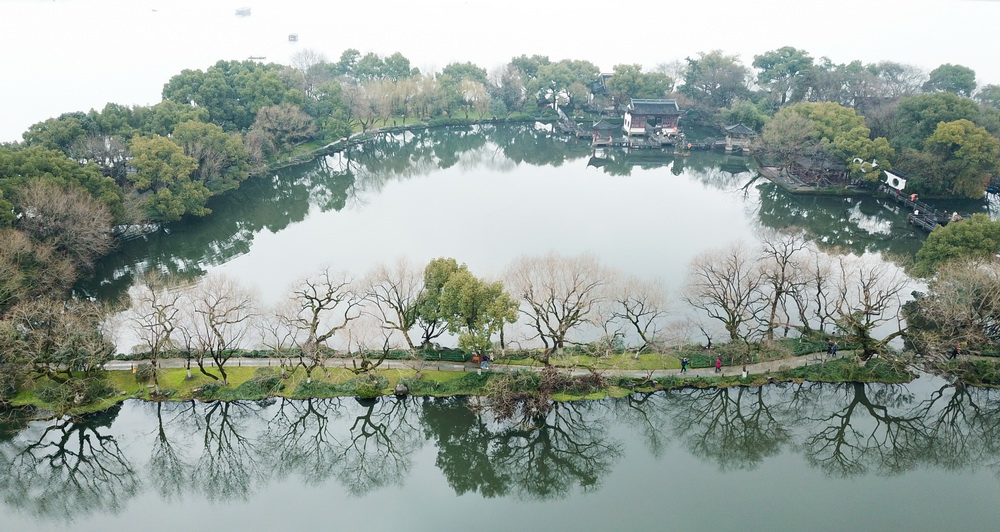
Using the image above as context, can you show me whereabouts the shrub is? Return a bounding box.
[400,372,493,396]
[135,363,156,384]
[36,375,114,410]
[195,381,222,399]
[354,375,389,399]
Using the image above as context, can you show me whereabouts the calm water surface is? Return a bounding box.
[2,373,999,531]
[85,123,954,307]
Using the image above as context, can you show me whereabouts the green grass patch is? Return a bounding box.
[933,359,1000,386]
[400,372,494,396]
[779,357,913,383]
[497,352,680,370]
[291,374,390,399]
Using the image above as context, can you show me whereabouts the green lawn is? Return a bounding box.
[500,352,681,370]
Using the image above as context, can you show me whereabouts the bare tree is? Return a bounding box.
[365,258,422,350]
[909,257,1000,355]
[460,79,490,119]
[247,103,317,157]
[341,82,377,132]
[759,232,809,340]
[506,253,609,365]
[187,274,258,385]
[290,48,328,97]
[4,297,113,385]
[287,267,363,383]
[0,228,76,312]
[410,74,442,119]
[609,274,671,356]
[127,271,187,390]
[684,243,767,343]
[257,299,300,378]
[832,256,908,358]
[683,243,767,369]
[790,247,838,335]
[344,313,397,374]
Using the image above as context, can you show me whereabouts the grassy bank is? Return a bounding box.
[8,354,915,417]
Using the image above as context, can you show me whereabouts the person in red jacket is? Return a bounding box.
[715,356,722,373]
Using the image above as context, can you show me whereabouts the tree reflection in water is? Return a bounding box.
[191,401,262,502]
[259,397,347,485]
[6,377,1000,521]
[802,382,928,477]
[421,397,622,500]
[666,386,793,471]
[335,397,423,496]
[0,405,139,521]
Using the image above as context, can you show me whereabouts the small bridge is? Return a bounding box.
[879,183,949,231]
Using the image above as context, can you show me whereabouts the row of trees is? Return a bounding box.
[116,238,911,387]
[0,232,919,405]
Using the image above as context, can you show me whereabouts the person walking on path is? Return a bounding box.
[715,356,722,373]
[831,342,838,357]
[949,344,961,360]
[680,357,689,373]
[827,339,834,357]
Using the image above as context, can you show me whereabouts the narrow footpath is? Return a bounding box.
[102,351,850,379]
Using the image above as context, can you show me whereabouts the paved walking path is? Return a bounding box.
[103,351,852,379]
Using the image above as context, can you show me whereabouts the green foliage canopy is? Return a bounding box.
[913,214,1000,277]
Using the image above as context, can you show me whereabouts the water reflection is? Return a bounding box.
[0,405,139,520]
[3,378,1000,522]
[668,386,792,471]
[420,398,621,500]
[82,125,953,304]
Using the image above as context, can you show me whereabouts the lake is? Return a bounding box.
[2,372,999,531]
[80,123,976,353]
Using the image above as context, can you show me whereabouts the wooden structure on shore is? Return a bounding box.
[723,124,755,152]
[879,183,950,231]
[591,120,617,146]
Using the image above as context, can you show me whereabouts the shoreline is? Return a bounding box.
[7,351,920,418]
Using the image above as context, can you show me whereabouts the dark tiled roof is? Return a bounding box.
[627,98,680,115]
[592,119,616,131]
[724,124,756,136]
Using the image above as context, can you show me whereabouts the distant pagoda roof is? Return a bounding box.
[724,123,756,136]
[592,119,616,131]
[627,98,680,115]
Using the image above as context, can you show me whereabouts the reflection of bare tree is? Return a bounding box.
[256,397,422,496]
[490,402,622,501]
[420,398,621,501]
[191,401,264,502]
[612,392,672,458]
[802,382,928,476]
[915,383,1000,473]
[336,397,422,496]
[258,398,347,485]
[668,386,791,471]
[147,401,195,502]
[0,405,139,521]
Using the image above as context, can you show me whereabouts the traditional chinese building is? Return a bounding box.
[591,119,617,146]
[723,123,755,152]
[623,98,681,137]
